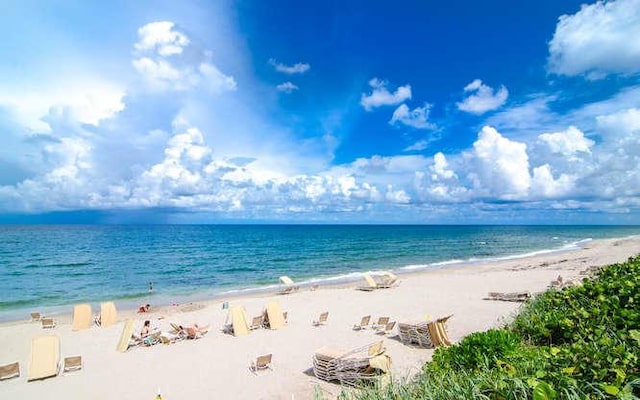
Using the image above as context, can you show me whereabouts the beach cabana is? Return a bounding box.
[99,302,117,328]
[263,301,286,330]
[72,304,92,331]
[27,335,60,381]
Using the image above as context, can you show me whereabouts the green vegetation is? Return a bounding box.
[331,256,640,399]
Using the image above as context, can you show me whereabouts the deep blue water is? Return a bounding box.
[1,225,638,321]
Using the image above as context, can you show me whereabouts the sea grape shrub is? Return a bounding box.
[429,329,523,371]
[511,257,640,397]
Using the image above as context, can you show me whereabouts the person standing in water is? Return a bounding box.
[149,282,153,292]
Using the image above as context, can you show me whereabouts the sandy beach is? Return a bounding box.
[0,236,638,400]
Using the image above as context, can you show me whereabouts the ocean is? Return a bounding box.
[1,225,638,321]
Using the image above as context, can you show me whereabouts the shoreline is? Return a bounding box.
[0,234,625,325]
[1,236,638,399]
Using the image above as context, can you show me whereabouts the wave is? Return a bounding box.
[399,238,591,273]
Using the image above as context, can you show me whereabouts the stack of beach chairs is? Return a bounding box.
[312,341,391,386]
[398,315,452,348]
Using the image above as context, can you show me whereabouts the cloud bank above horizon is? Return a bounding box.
[1,0,640,224]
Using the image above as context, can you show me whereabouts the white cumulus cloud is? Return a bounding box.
[539,126,595,156]
[276,82,299,93]
[133,21,236,92]
[360,78,412,111]
[389,103,436,130]
[469,126,531,199]
[548,0,640,78]
[268,59,310,74]
[134,21,190,56]
[457,79,508,114]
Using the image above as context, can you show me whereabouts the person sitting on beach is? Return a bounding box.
[138,304,151,313]
[141,320,152,338]
[178,323,209,339]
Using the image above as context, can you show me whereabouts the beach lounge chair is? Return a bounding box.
[224,306,250,336]
[183,324,209,339]
[263,301,286,330]
[72,304,92,331]
[98,302,117,328]
[312,311,329,326]
[312,341,391,386]
[30,312,41,322]
[353,315,371,330]
[371,317,390,330]
[278,276,300,295]
[249,315,265,330]
[142,331,162,346]
[249,354,273,374]
[27,335,60,381]
[0,362,20,381]
[375,321,396,335]
[356,273,378,291]
[63,356,82,373]
[41,318,57,329]
[484,291,531,302]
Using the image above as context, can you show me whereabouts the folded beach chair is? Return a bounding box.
[353,315,371,330]
[41,318,57,329]
[0,362,20,381]
[116,320,139,352]
[63,356,82,373]
[378,272,399,288]
[98,302,118,328]
[224,306,250,336]
[278,276,300,295]
[371,317,390,330]
[312,311,329,326]
[356,273,379,291]
[263,301,286,330]
[425,315,453,347]
[30,312,41,322]
[72,304,92,331]
[484,291,531,302]
[27,335,60,381]
[249,354,273,374]
[375,321,396,335]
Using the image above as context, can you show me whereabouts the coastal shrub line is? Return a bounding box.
[328,256,640,399]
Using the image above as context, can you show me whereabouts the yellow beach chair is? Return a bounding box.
[263,301,286,330]
[72,304,92,331]
[99,302,117,328]
[27,335,60,381]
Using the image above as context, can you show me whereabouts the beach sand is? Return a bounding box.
[1,236,638,399]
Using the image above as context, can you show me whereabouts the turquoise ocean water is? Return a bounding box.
[1,225,639,321]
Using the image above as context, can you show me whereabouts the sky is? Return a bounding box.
[1,0,640,224]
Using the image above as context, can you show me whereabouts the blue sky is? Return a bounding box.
[1,0,640,224]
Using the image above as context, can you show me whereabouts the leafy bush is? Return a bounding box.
[430,329,523,371]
